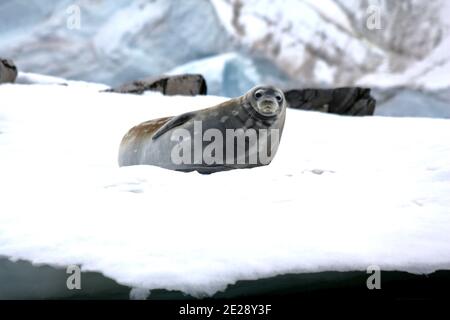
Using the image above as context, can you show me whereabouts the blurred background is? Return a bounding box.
[1,0,449,117]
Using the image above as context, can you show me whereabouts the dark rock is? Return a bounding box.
[285,87,376,116]
[105,74,207,96]
[0,58,18,84]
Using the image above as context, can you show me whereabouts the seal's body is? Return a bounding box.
[118,86,286,173]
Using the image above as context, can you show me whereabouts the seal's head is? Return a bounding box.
[245,85,285,117]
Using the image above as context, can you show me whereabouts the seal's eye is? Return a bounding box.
[254,90,264,99]
[276,95,283,102]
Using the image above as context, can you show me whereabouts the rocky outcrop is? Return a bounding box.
[0,59,17,84]
[106,74,207,96]
[285,87,376,116]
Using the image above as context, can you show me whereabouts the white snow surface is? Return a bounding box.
[16,72,110,91]
[357,36,450,90]
[0,83,450,297]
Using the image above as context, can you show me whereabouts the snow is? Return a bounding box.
[1,83,450,297]
[357,37,450,90]
[16,72,110,91]
[303,0,352,32]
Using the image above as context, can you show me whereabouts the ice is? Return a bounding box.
[375,89,450,119]
[16,72,110,91]
[0,0,230,86]
[167,53,288,97]
[0,83,449,297]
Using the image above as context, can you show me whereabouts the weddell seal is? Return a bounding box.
[118,86,287,173]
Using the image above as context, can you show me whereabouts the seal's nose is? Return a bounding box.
[262,96,277,104]
[259,97,279,113]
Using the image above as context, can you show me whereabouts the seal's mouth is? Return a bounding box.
[258,100,278,114]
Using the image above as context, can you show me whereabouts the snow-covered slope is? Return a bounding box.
[0,83,449,297]
[357,36,450,90]
[15,71,109,91]
[211,0,450,90]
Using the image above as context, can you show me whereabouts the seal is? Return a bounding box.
[118,85,286,173]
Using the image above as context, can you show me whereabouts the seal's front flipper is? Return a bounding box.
[152,111,196,140]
